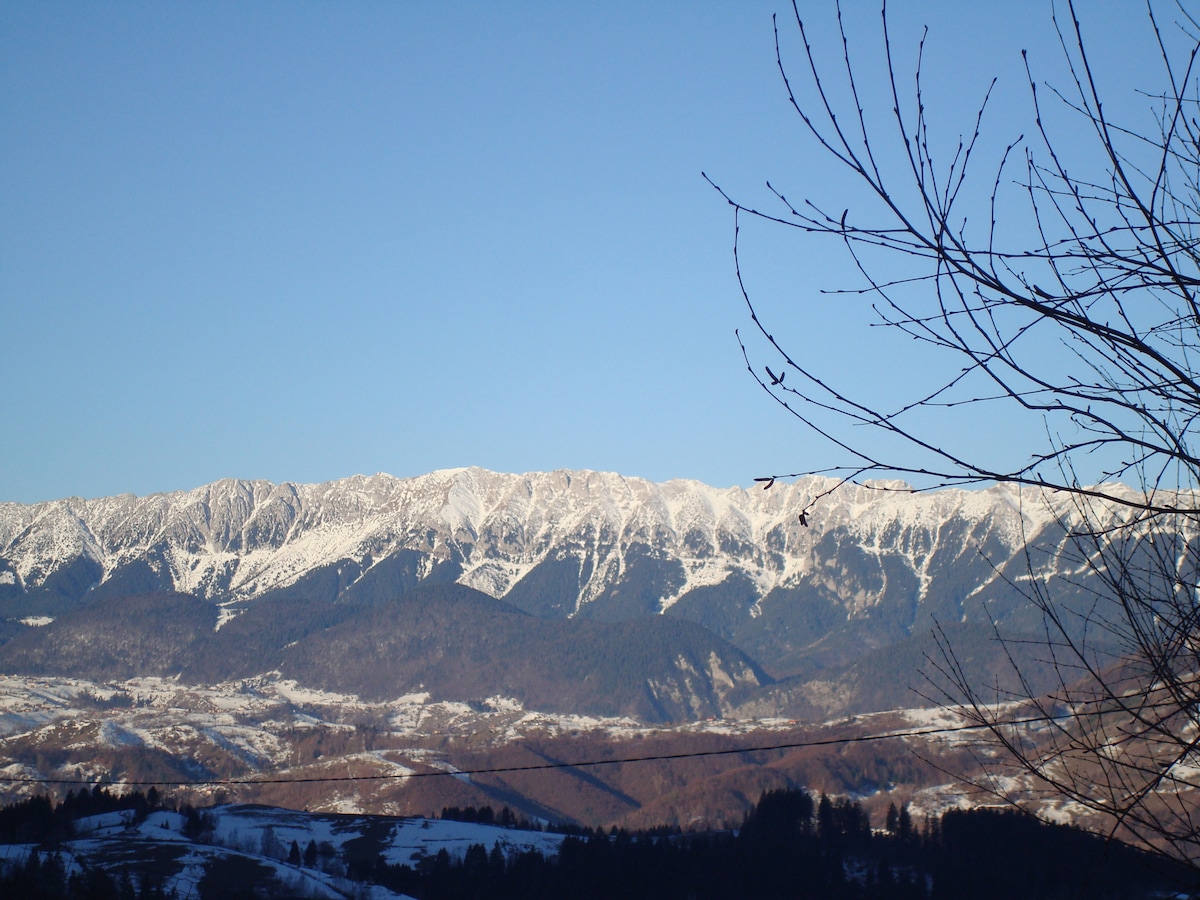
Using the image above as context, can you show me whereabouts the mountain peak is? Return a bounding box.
[0,468,1066,614]
[0,468,1152,721]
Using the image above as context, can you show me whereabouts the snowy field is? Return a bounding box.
[0,803,567,899]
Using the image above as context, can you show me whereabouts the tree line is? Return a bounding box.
[0,786,1190,898]
[356,790,1190,900]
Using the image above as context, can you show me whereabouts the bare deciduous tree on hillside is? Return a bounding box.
[711,0,1200,867]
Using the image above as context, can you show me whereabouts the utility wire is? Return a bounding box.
[0,712,1068,789]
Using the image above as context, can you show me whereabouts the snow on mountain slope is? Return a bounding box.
[0,467,1073,617]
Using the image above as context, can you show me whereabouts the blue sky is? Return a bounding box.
[0,2,1157,503]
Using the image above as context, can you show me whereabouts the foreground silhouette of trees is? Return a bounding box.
[0,789,1187,898]
[0,787,175,899]
[351,791,1188,899]
[710,0,1200,868]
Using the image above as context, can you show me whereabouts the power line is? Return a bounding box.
[0,713,1066,789]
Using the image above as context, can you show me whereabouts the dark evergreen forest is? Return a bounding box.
[0,786,1191,899]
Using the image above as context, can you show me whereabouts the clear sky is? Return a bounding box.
[0,2,1160,503]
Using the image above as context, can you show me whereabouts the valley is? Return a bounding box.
[0,468,1185,841]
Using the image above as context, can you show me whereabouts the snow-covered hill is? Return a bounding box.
[0,802,566,899]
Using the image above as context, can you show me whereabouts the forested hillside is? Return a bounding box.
[0,787,1187,899]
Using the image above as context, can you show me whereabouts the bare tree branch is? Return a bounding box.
[713,0,1200,869]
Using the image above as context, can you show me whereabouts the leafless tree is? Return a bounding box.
[710,0,1200,867]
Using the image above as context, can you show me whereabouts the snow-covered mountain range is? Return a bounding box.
[0,469,1176,831]
[0,466,1059,614]
[0,467,1124,722]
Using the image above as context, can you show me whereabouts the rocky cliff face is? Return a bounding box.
[0,468,1145,720]
[0,467,1060,613]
